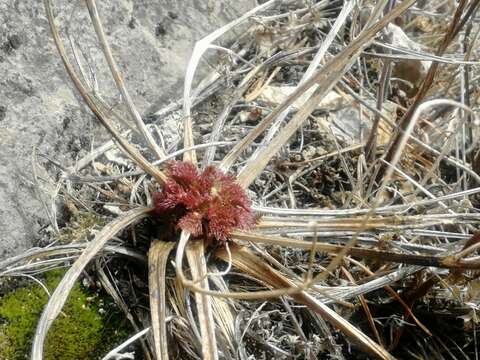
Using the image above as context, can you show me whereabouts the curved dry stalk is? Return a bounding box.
[0,244,146,276]
[221,0,417,177]
[254,186,480,217]
[182,0,278,164]
[381,0,480,176]
[43,0,167,185]
[233,231,480,270]
[393,100,479,201]
[102,327,151,360]
[369,41,480,65]
[207,270,236,353]
[148,241,175,360]
[348,257,431,336]
[247,0,356,164]
[381,99,479,194]
[216,244,396,360]
[174,231,318,300]
[96,261,153,360]
[256,213,480,231]
[185,240,218,360]
[291,99,480,291]
[173,230,427,302]
[31,207,151,360]
[341,266,383,346]
[85,0,166,160]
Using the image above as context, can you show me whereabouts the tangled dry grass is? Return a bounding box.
[1,0,480,359]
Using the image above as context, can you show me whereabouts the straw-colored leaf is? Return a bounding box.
[208,267,236,354]
[149,241,176,360]
[233,231,480,270]
[182,0,278,163]
[186,240,218,360]
[216,243,396,360]
[85,0,167,160]
[220,0,417,183]
[43,0,167,185]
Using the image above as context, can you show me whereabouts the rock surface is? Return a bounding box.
[0,0,254,258]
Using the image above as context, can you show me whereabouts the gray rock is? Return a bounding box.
[0,0,254,258]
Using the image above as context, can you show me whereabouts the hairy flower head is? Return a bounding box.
[153,161,255,243]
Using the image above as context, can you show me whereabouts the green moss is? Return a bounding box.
[0,270,129,360]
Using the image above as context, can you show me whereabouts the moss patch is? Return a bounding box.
[0,270,129,359]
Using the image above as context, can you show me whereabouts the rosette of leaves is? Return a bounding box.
[153,161,256,243]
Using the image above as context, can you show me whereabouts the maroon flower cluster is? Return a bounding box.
[153,161,255,243]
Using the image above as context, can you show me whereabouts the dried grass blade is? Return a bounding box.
[102,328,151,360]
[167,279,201,357]
[182,0,278,163]
[85,0,167,160]
[216,244,395,360]
[208,268,236,353]
[96,262,153,359]
[148,241,176,360]
[185,240,218,360]
[0,245,146,276]
[348,257,432,336]
[233,231,480,270]
[381,0,480,176]
[341,266,383,346]
[31,207,151,360]
[43,0,167,185]
[169,278,188,319]
[210,296,235,356]
[220,0,416,183]
[247,0,356,163]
